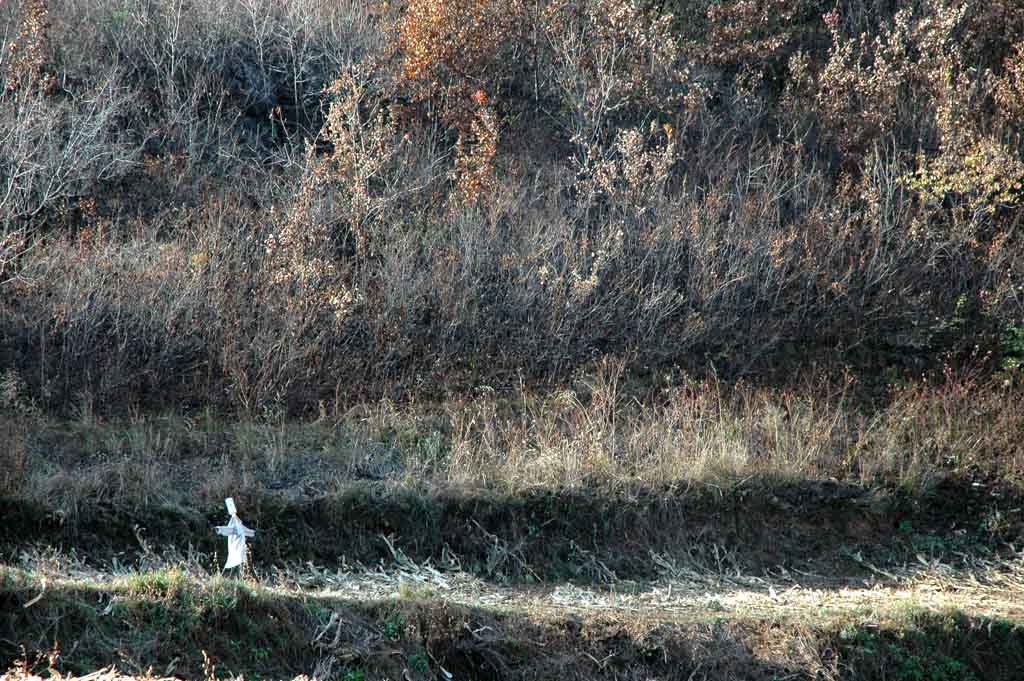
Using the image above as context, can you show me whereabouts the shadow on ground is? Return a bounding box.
[1,477,1020,586]
[2,574,1023,680]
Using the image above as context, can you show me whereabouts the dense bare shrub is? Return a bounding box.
[810,6,930,158]
[37,0,385,174]
[2,0,1023,417]
[959,0,1024,73]
[0,412,30,495]
[2,0,54,94]
[0,65,134,296]
[993,42,1024,127]
[541,0,697,145]
[2,229,203,408]
[0,73,133,227]
[398,0,527,122]
[0,0,131,241]
[698,0,818,71]
[450,92,499,208]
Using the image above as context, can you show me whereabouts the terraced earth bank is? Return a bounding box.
[4,471,1024,680]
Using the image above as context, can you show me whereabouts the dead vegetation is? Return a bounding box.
[3,361,1022,515]
[3,0,1024,676]
[0,0,1020,416]
[3,555,1024,680]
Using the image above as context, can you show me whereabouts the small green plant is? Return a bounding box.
[408,650,430,674]
[398,581,435,600]
[124,569,185,599]
[887,643,926,681]
[932,657,976,681]
[208,580,240,612]
[981,507,1011,539]
[109,6,130,30]
[853,628,879,656]
[891,649,977,681]
[910,532,947,556]
[1001,324,1024,373]
[383,612,405,641]
[0,369,38,416]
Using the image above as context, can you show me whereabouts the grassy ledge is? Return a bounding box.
[2,475,1023,586]
[3,567,1024,680]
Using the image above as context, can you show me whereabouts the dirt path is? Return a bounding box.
[9,545,1024,623]
[5,547,1024,680]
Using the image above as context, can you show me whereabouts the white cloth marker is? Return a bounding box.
[215,497,255,570]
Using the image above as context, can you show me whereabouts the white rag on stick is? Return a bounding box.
[215,498,255,570]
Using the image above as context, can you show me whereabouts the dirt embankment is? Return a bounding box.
[3,477,1024,679]
[2,478,1019,584]
[3,572,1024,681]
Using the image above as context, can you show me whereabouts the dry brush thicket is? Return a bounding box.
[0,0,1021,430]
